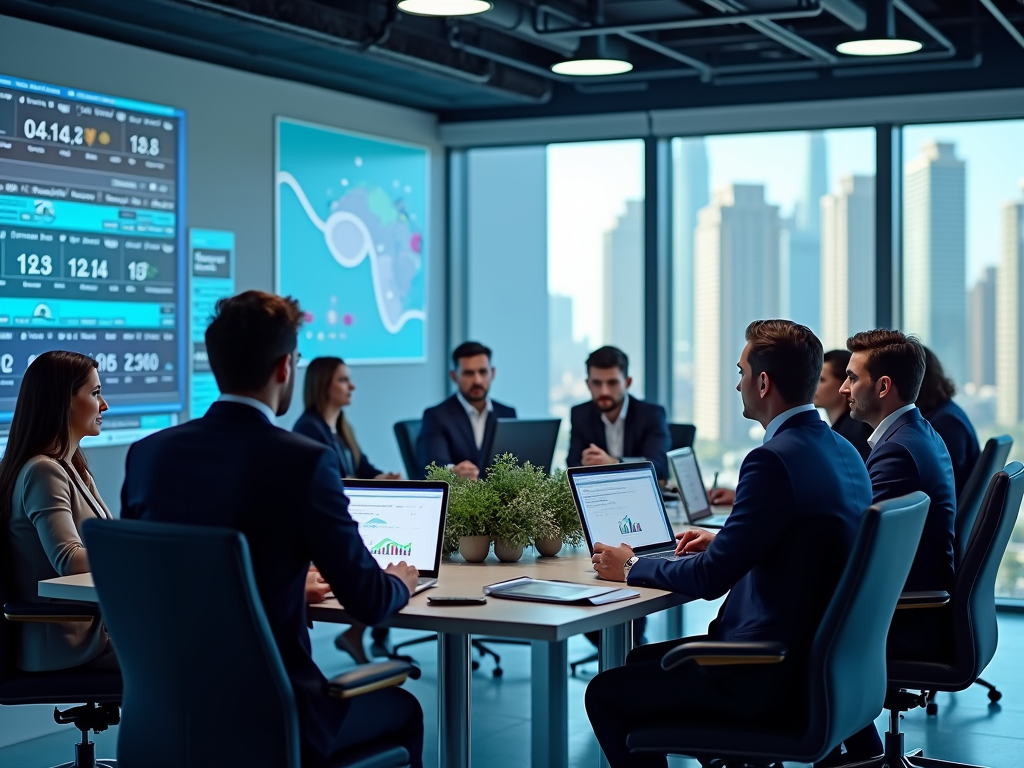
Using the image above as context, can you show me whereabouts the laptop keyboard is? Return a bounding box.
[643,552,681,561]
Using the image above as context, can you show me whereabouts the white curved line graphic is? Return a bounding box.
[277,171,426,335]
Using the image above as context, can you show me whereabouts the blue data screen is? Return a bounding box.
[0,73,187,421]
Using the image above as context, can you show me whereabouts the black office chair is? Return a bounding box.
[82,519,415,768]
[625,492,931,766]
[668,423,697,451]
[865,462,1024,768]
[925,435,1012,714]
[1,563,121,768]
[394,419,424,481]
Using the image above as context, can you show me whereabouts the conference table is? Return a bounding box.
[40,548,694,768]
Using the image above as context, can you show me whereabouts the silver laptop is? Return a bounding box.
[344,479,449,594]
[667,447,730,529]
[567,461,695,563]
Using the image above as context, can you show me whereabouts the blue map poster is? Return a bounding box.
[275,118,428,364]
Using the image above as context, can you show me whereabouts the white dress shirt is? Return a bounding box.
[601,394,630,459]
[217,394,277,424]
[867,403,917,449]
[456,391,492,450]
[762,403,818,444]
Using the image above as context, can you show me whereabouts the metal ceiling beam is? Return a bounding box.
[617,30,714,79]
[977,0,1024,51]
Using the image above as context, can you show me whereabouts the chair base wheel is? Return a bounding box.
[988,690,1002,703]
[926,702,938,715]
[492,667,503,678]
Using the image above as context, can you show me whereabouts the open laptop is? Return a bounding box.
[567,462,695,563]
[343,479,448,594]
[667,447,730,529]
[489,418,561,472]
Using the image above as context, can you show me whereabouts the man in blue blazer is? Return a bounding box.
[417,341,516,479]
[586,321,872,768]
[121,292,424,768]
[567,346,671,481]
[825,330,958,766]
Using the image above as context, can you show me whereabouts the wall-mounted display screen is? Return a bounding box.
[0,73,187,434]
[275,117,428,364]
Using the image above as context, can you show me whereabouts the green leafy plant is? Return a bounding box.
[546,469,585,548]
[425,463,499,554]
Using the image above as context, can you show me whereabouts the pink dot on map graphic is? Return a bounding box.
[410,233,422,254]
[304,312,315,324]
[342,314,354,326]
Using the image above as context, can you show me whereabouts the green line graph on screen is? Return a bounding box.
[371,538,412,557]
[275,117,428,363]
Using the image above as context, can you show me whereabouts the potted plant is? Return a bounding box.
[425,463,499,562]
[485,454,543,562]
[533,469,585,557]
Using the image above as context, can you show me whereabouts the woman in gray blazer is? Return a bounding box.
[0,351,115,672]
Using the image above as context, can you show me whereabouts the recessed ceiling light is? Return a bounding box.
[397,0,492,16]
[837,38,923,55]
[551,58,634,76]
[551,36,633,77]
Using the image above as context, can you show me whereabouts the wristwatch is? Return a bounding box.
[622,555,640,581]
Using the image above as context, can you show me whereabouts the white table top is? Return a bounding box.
[38,549,691,643]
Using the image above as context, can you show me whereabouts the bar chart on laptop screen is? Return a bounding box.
[346,488,443,570]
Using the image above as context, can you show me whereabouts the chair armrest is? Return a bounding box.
[327,660,417,699]
[660,641,787,671]
[896,591,951,610]
[4,602,100,623]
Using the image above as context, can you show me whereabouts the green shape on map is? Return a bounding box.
[367,186,399,226]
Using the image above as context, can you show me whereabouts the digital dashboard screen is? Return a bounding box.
[0,73,187,428]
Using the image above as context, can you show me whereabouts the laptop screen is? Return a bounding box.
[570,465,674,551]
[344,483,446,574]
[669,448,711,522]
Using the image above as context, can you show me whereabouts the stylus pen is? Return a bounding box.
[711,471,719,491]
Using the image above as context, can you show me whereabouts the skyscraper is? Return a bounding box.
[602,199,644,394]
[996,185,1024,426]
[820,175,876,349]
[672,138,709,421]
[969,266,997,390]
[781,132,827,333]
[693,184,780,446]
[904,140,967,386]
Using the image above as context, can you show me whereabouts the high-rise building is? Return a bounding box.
[781,132,827,334]
[969,266,997,390]
[996,185,1024,425]
[796,131,828,235]
[904,140,967,386]
[693,184,780,446]
[602,199,644,394]
[672,138,709,421]
[820,175,876,350]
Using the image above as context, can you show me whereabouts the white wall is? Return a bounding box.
[0,14,449,505]
[0,15,448,746]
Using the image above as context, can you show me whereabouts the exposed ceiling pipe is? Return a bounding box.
[618,30,714,80]
[469,0,579,55]
[976,0,1024,51]
[893,0,956,54]
[820,0,867,30]
[694,0,838,62]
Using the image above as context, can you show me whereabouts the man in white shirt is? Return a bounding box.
[417,342,517,479]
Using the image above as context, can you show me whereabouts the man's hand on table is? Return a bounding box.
[582,444,618,466]
[305,566,331,604]
[674,528,716,556]
[452,460,480,480]
[708,488,735,505]
[386,561,420,595]
[592,542,634,582]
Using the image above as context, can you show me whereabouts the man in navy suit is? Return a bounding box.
[417,341,516,479]
[121,291,424,768]
[585,321,872,768]
[824,330,958,766]
[567,346,671,481]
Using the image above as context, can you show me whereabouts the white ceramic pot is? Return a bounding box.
[535,537,563,557]
[493,539,525,563]
[458,535,491,563]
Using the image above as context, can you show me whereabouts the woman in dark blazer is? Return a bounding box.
[293,356,399,663]
[917,347,981,499]
[0,351,116,672]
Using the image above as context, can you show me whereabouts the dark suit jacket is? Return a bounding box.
[417,394,516,471]
[832,410,873,462]
[627,410,872,664]
[292,408,383,479]
[121,402,409,763]
[922,399,980,501]
[866,407,956,593]
[566,397,671,480]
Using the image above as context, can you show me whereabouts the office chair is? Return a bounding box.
[863,462,1024,768]
[625,492,930,766]
[1,563,121,768]
[924,435,1012,715]
[668,423,697,451]
[393,420,424,481]
[82,519,415,768]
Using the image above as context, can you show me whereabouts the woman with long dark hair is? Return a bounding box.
[0,351,116,671]
[293,356,400,664]
[916,346,981,499]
